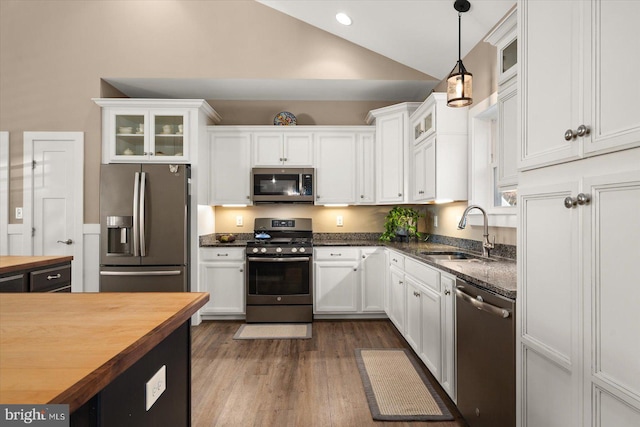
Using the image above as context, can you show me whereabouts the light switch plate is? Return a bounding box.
[145,365,166,411]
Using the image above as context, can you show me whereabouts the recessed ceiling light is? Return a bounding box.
[336,12,352,26]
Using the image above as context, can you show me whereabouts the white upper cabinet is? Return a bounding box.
[409,93,468,203]
[356,132,376,204]
[208,130,252,205]
[94,99,219,164]
[519,0,640,170]
[315,131,357,205]
[367,102,420,204]
[315,128,372,205]
[486,9,518,189]
[253,130,313,166]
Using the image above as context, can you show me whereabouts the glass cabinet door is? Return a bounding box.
[115,114,146,157]
[152,113,186,159]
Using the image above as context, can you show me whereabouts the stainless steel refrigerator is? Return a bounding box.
[99,164,190,292]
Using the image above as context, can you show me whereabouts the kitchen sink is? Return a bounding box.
[419,251,494,262]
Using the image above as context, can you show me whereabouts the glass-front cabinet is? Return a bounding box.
[109,110,187,162]
[94,99,219,164]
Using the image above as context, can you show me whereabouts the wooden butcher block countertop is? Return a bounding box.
[0,256,73,274]
[0,292,209,411]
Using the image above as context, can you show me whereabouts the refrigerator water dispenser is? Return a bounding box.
[106,215,133,256]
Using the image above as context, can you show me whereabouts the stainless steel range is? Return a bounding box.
[245,218,313,323]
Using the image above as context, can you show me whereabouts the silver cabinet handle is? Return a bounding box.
[47,274,62,280]
[399,280,403,285]
[57,239,73,245]
[217,253,229,257]
[564,193,591,209]
[330,253,342,256]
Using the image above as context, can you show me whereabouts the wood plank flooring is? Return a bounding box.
[191,320,468,427]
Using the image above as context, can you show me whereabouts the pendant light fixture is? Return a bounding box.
[447,0,473,107]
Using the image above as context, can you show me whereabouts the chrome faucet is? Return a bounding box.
[457,205,495,258]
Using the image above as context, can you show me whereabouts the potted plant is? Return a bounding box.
[379,206,423,242]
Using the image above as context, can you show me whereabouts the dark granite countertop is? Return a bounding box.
[199,234,517,299]
[384,242,516,299]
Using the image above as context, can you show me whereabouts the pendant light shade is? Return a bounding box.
[447,0,473,107]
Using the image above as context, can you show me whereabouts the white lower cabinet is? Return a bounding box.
[199,248,245,316]
[385,249,456,402]
[360,247,386,312]
[387,250,407,333]
[314,247,386,315]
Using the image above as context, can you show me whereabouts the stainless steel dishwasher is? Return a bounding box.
[456,278,515,427]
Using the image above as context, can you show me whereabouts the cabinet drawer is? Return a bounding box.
[30,264,71,292]
[314,247,359,261]
[388,251,405,269]
[200,247,245,262]
[405,258,440,292]
[0,273,27,293]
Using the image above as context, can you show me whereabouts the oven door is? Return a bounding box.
[246,256,312,304]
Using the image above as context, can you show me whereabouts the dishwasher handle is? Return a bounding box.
[456,286,511,319]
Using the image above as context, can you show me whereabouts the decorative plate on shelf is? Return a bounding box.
[273,111,297,126]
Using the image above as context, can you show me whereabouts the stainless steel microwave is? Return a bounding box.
[251,168,314,203]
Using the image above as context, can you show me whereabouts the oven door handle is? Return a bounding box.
[247,257,311,262]
[455,286,511,319]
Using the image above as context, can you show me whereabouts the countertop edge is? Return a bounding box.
[50,292,209,412]
[0,256,73,275]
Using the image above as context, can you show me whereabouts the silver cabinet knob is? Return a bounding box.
[444,289,451,295]
[239,268,244,273]
[576,193,590,205]
[564,193,591,209]
[362,255,366,259]
[353,268,357,272]
[361,195,364,198]
[576,124,590,137]
[564,196,577,208]
[564,125,590,140]
[398,193,402,197]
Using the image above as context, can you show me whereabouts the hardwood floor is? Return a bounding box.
[191,320,468,427]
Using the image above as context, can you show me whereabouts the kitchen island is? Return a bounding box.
[0,256,73,292]
[0,292,208,426]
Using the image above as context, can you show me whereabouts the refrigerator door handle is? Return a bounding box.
[140,171,147,257]
[100,270,182,277]
[132,172,140,256]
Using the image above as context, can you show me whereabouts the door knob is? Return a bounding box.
[57,239,73,245]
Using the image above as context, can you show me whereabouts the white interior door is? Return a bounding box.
[23,132,84,290]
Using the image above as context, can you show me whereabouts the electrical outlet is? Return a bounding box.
[236,216,243,226]
[433,215,438,228]
[336,215,343,227]
[145,365,166,411]
[15,207,23,219]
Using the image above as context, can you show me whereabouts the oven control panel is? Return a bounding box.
[272,219,295,228]
[249,246,310,255]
